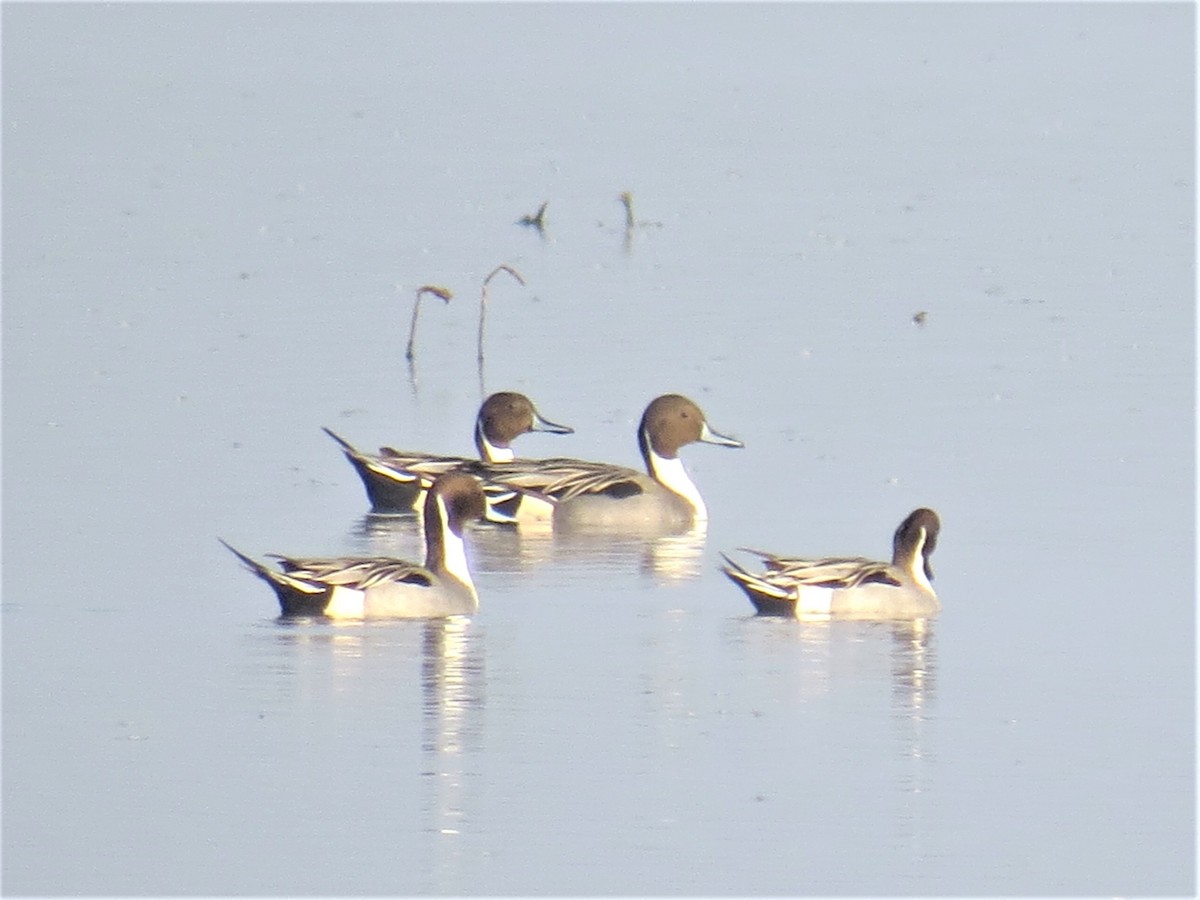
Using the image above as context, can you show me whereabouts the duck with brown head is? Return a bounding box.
[222,472,492,619]
[721,508,943,620]
[322,391,572,513]
[453,393,743,533]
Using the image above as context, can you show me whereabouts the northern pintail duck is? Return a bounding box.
[221,473,490,618]
[721,508,942,619]
[459,394,743,531]
[324,391,572,512]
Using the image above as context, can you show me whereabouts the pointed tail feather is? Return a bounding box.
[719,551,792,602]
[219,538,273,578]
[718,551,752,578]
[321,426,360,456]
[220,538,327,616]
[219,539,315,590]
[718,551,760,591]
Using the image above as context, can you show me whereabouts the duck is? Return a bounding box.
[457,394,743,532]
[721,508,942,619]
[323,391,572,512]
[221,472,491,618]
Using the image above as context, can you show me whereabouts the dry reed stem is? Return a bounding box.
[477,265,526,363]
[405,284,452,360]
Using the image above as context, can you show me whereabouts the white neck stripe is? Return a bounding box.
[910,527,933,592]
[477,424,513,462]
[648,447,707,520]
[435,494,476,598]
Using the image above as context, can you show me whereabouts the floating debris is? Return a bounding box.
[517,201,548,233]
[617,190,663,253]
[618,191,636,231]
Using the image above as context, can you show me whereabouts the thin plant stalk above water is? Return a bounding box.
[405,284,453,361]
[477,264,526,364]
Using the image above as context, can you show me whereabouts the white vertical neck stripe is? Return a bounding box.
[477,424,513,462]
[648,447,707,521]
[435,494,477,599]
[909,527,933,592]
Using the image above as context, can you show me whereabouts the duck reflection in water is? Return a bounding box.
[733,616,937,716]
[352,513,710,585]
[419,616,485,874]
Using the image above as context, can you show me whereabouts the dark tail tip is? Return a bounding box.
[321,426,357,454]
[219,538,261,572]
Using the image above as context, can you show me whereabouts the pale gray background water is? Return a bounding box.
[3,3,1194,896]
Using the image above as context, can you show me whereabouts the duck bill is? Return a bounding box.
[531,411,574,435]
[699,421,743,448]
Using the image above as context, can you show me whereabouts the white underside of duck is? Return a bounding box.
[325,585,367,619]
[794,582,940,620]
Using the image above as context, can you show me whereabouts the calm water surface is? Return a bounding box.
[3,4,1194,896]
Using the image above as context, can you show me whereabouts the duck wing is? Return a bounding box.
[268,555,435,589]
[469,458,647,503]
[737,550,903,589]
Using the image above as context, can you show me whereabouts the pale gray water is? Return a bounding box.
[2,3,1194,896]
